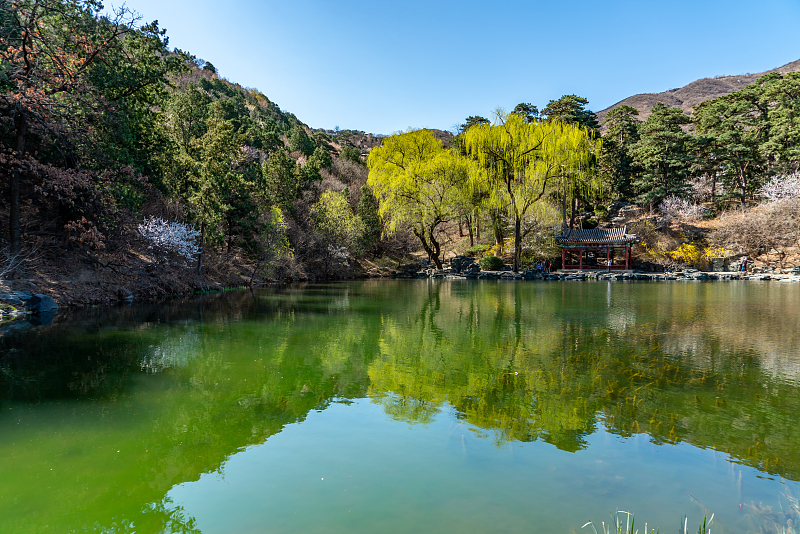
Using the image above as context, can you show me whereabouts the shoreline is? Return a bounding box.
[391,267,800,282]
[3,269,799,332]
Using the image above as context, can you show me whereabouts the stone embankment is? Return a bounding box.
[391,256,800,282]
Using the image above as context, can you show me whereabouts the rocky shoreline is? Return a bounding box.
[2,257,799,331]
[390,255,800,283]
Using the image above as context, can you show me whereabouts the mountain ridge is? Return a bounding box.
[596,58,800,126]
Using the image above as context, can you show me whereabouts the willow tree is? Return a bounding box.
[463,112,599,272]
[367,129,477,269]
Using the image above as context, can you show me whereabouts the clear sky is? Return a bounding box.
[115,0,800,135]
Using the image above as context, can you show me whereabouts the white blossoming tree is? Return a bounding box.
[137,216,201,267]
[758,173,800,203]
[659,196,706,223]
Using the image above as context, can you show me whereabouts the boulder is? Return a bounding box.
[0,291,33,307]
[449,255,476,273]
[25,294,58,313]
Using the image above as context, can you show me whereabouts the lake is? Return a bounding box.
[1,280,799,534]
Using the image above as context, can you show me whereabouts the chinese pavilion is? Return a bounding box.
[556,226,640,270]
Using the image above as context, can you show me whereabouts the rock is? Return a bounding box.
[116,287,134,302]
[607,201,631,216]
[449,255,476,273]
[0,291,33,307]
[612,204,643,223]
[25,294,58,313]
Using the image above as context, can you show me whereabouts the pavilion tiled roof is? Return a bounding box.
[556,226,639,245]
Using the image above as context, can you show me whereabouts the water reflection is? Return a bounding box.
[0,281,799,533]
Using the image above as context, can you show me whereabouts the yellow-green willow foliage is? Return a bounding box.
[367,129,480,269]
[462,112,600,271]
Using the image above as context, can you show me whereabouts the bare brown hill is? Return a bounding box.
[596,59,800,127]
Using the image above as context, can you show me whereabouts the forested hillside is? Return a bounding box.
[1,0,799,307]
[0,0,394,304]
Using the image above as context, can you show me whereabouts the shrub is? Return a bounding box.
[479,255,504,271]
[711,198,800,266]
[667,242,731,269]
[465,244,491,258]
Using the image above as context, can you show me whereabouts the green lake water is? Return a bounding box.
[1,280,800,533]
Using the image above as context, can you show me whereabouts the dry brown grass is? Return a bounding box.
[711,199,800,268]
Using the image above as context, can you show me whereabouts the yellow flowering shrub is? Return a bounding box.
[668,243,731,269]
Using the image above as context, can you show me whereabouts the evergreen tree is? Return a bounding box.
[188,113,244,274]
[262,150,299,212]
[458,115,490,134]
[762,72,800,174]
[599,105,641,200]
[512,103,539,123]
[288,125,316,157]
[542,95,600,135]
[339,145,363,164]
[631,103,694,207]
[356,185,382,256]
[694,76,773,205]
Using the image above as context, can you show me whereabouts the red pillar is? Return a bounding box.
[625,247,630,270]
[579,247,583,270]
[606,247,610,270]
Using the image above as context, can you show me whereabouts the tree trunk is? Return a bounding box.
[569,194,577,230]
[711,172,716,204]
[513,216,522,273]
[197,221,205,275]
[492,210,503,247]
[466,212,474,247]
[10,109,27,256]
[428,229,443,270]
[740,170,748,206]
[413,228,442,270]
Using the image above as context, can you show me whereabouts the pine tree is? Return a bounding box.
[599,105,641,200]
[288,125,316,157]
[631,103,694,208]
[542,95,600,135]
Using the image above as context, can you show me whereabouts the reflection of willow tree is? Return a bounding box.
[3,282,800,532]
[367,281,800,476]
[367,282,597,451]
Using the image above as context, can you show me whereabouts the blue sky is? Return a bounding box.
[117,0,800,135]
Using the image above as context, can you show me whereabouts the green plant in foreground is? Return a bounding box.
[582,510,651,534]
[582,510,714,534]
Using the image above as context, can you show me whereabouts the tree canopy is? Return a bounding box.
[367,129,477,269]
[462,112,599,271]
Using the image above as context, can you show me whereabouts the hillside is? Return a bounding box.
[596,58,800,126]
